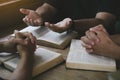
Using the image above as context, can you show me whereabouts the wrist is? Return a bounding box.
[95,18,105,24]
[2,41,16,53]
[67,19,75,33]
[114,46,120,59]
[35,10,41,16]
[35,9,45,17]
[109,44,120,59]
[20,51,34,59]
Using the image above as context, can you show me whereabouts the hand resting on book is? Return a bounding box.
[81,25,120,60]
[0,31,37,80]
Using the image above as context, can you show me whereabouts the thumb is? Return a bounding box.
[14,30,25,39]
[45,22,52,28]
[90,24,108,35]
[20,8,30,15]
[96,24,108,34]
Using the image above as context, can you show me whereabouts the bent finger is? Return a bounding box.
[13,38,27,46]
[86,48,94,53]
[45,22,59,32]
[86,31,100,43]
[81,36,94,46]
[82,43,92,49]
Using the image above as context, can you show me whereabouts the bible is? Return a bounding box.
[2,47,64,77]
[16,26,78,49]
[0,53,16,65]
[66,39,116,72]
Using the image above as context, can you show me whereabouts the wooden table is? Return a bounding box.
[0,25,118,80]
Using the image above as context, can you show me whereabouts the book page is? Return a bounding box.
[0,52,17,65]
[34,48,62,66]
[11,26,48,38]
[38,30,77,45]
[66,39,116,72]
[18,26,76,45]
[13,26,78,49]
[4,47,64,76]
[4,48,62,68]
[21,26,49,38]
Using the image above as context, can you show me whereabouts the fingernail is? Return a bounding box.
[90,28,92,30]
[99,24,103,26]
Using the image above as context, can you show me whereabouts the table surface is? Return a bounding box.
[0,25,119,80]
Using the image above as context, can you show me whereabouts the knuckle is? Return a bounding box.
[85,30,89,35]
[80,36,84,40]
[81,36,86,40]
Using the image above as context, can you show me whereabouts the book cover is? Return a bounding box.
[66,39,116,72]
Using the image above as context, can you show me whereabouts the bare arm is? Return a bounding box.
[0,39,17,53]
[81,25,120,59]
[44,12,116,33]
[73,12,116,34]
[10,52,34,80]
[10,32,36,80]
[110,34,120,45]
[20,3,57,26]
[35,3,57,22]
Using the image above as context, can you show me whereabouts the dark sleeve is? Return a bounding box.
[43,0,63,9]
[97,0,120,17]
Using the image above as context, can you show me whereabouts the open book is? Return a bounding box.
[66,39,116,72]
[0,47,64,77]
[0,53,17,65]
[15,26,78,49]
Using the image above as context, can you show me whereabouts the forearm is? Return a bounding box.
[73,12,116,34]
[0,41,16,53]
[110,34,120,45]
[109,45,120,60]
[73,18,104,34]
[35,3,57,22]
[96,12,116,27]
[10,53,34,80]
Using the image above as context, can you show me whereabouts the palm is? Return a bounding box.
[20,8,43,26]
[45,18,72,33]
